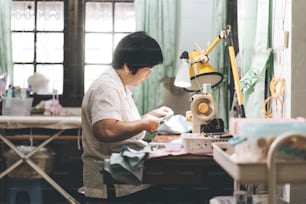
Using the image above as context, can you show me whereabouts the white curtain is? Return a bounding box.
[133,0,178,114]
[210,0,228,127]
[237,0,273,118]
[0,0,13,85]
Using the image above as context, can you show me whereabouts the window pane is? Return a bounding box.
[85,33,112,64]
[37,1,64,31]
[13,64,34,88]
[84,65,111,92]
[37,33,63,63]
[85,2,112,32]
[37,65,63,94]
[12,33,34,63]
[114,3,135,32]
[11,1,35,31]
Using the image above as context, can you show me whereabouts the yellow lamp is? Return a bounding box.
[185,50,223,92]
[174,25,246,118]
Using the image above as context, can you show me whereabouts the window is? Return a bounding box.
[11,1,64,93]
[11,0,135,106]
[84,0,135,91]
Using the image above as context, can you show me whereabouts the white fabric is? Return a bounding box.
[237,0,272,118]
[0,116,81,129]
[28,72,50,94]
[81,68,150,199]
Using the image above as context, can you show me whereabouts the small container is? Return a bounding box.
[2,97,33,116]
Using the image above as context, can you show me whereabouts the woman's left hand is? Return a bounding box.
[149,106,174,120]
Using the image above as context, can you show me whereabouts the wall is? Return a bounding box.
[272,0,290,118]
[291,0,306,118]
[163,0,213,116]
[273,0,306,119]
[272,0,292,118]
[273,0,306,203]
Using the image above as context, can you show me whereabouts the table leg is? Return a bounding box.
[26,159,80,204]
[0,131,80,204]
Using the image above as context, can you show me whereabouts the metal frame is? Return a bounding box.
[0,116,81,204]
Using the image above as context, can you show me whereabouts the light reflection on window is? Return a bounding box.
[11,1,35,31]
[85,2,112,32]
[84,65,111,92]
[37,2,64,31]
[114,3,135,32]
[85,33,112,64]
[37,33,63,63]
[13,64,34,88]
[37,64,63,94]
[12,33,34,62]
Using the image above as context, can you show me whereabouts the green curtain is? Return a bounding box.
[0,0,13,84]
[237,0,273,118]
[210,0,228,127]
[133,0,178,114]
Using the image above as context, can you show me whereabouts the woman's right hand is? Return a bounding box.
[142,114,160,132]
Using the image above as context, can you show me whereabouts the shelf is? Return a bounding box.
[212,142,306,185]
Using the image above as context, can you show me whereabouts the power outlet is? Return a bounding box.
[283,30,289,48]
[280,30,289,49]
[279,184,290,203]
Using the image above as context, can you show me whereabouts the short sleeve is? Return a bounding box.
[90,85,122,125]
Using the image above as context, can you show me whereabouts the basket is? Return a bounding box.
[3,145,55,179]
[182,133,228,154]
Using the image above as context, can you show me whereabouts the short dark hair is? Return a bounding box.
[112,31,163,74]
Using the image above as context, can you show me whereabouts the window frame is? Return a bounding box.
[11,0,134,107]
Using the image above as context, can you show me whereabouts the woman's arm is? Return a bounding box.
[93,114,159,143]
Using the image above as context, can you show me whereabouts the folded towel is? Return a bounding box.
[103,145,152,184]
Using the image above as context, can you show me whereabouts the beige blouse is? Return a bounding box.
[81,68,150,199]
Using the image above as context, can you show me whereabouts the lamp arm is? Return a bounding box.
[202,25,246,118]
[225,26,246,117]
[228,46,246,117]
[204,36,222,56]
[204,28,228,56]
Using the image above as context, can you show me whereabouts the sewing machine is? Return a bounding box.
[190,84,224,134]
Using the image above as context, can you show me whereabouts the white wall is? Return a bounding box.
[272,0,292,118]
[177,0,213,53]
[273,0,306,119]
[272,0,306,202]
[163,0,213,116]
[291,0,306,118]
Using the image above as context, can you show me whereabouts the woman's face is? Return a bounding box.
[128,67,153,86]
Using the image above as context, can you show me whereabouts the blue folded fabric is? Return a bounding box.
[103,145,152,184]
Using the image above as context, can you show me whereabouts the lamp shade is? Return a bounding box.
[185,51,223,92]
[174,59,191,88]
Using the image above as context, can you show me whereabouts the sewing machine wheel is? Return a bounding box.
[191,94,216,123]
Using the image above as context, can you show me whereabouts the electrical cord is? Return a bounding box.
[263,77,285,118]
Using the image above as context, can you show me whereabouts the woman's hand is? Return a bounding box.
[142,114,160,132]
[149,106,174,119]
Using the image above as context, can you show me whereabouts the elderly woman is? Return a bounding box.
[81,31,172,203]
